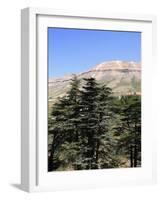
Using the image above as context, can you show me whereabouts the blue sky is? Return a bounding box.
[48,28,141,78]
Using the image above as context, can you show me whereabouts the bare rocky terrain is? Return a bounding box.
[49,60,141,105]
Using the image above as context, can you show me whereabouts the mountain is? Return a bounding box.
[48,60,141,106]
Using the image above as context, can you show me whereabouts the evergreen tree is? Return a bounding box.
[48,96,71,171]
[48,75,82,171]
[78,77,100,169]
[96,86,119,169]
[61,75,82,170]
[114,95,141,167]
[78,78,117,169]
[48,76,141,171]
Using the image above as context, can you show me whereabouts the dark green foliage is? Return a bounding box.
[113,95,141,167]
[78,78,100,169]
[48,76,141,171]
[48,75,81,171]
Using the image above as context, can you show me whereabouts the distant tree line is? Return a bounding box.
[48,76,141,171]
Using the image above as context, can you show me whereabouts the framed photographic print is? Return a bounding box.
[21,8,156,192]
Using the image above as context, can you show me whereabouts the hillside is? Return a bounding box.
[48,60,141,107]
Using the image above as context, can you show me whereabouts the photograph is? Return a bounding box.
[48,27,141,172]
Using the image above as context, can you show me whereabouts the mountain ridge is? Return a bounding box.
[48,60,141,106]
[49,60,141,82]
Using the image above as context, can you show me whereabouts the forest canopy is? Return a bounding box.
[48,76,141,171]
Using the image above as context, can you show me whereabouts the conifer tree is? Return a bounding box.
[95,86,119,169]
[114,95,141,167]
[78,78,117,169]
[60,75,82,170]
[48,96,71,171]
[48,76,141,171]
[48,75,82,171]
[78,77,100,169]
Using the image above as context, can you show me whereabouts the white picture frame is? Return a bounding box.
[21,7,157,192]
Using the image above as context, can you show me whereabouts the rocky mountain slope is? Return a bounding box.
[48,60,141,104]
